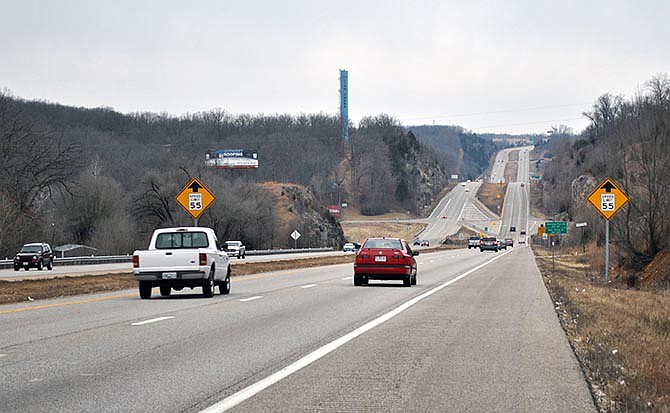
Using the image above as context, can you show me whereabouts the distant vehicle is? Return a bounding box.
[505,238,514,247]
[441,215,447,219]
[480,237,499,252]
[465,188,470,192]
[520,230,527,235]
[133,227,231,299]
[461,182,466,186]
[468,236,481,249]
[353,237,418,287]
[510,226,516,232]
[224,240,246,259]
[343,242,356,252]
[420,240,429,247]
[497,239,507,250]
[520,183,525,187]
[13,242,54,271]
[519,230,527,244]
[413,239,421,246]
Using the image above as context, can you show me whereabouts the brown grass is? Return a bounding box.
[476,182,507,216]
[508,149,520,162]
[534,245,670,412]
[504,161,519,183]
[340,222,426,244]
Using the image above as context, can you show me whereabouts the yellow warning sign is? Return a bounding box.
[587,177,629,221]
[175,177,216,220]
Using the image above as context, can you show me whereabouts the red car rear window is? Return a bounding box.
[363,239,402,249]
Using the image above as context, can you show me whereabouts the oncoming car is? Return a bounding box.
[343,242,356,252]
[353,237,418,287]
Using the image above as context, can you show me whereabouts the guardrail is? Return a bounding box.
[0,247,334,270]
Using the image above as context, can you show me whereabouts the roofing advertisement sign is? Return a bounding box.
[327,205,342,218]
[206,149,258,169]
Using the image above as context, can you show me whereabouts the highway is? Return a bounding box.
[498,146,533,241]
[0,247,594,412]
[0,146,595,411]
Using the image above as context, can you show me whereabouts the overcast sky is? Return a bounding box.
[2,0,669,134]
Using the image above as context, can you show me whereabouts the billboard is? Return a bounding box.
[327,205,342,218]
[206,149,258,169]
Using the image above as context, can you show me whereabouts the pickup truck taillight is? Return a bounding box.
[199,253,207,266]
[133,255,139,268]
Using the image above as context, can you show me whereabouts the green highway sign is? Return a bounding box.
[545,221,567,234]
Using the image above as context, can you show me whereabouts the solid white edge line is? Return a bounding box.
[131,316,175,326]
[200,249,512,413]
[300,284,317,289]
[240,296,263,302]
[0,354,6,357]
[342,277,352,280]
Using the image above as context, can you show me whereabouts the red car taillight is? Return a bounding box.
[133,255,139,268]
[199,253,207,266]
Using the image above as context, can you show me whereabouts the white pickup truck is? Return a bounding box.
[133,227,231,299]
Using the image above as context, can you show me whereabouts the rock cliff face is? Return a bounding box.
[571,174,598,204]
[260,182,345,249]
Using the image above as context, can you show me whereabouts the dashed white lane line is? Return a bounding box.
[301,284,317,289]
[342,277,352,280]
[131,316,175,326]
[240,296,263,302]
[200,249,512,413]
[0,354,6,358]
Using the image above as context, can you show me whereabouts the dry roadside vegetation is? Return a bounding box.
[476,182,506,216]
[340,221,426,244]
[534,244,670,412]
[0,255,355,305]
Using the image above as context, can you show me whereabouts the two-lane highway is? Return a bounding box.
[0,247,594,412]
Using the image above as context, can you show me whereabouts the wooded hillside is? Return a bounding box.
[1,95,496,257]
[537,74,670,269]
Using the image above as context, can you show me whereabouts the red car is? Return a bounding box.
[353,237,419,287]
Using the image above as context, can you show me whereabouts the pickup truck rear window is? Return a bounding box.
[155,232,209,249]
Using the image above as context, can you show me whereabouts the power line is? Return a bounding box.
[399,102,592,121]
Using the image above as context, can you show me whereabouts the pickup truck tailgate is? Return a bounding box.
[135,249,206,272]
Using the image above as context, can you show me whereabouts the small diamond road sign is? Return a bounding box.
[587,177,629,220]
[291,230,301,240]
[176,177,216,220]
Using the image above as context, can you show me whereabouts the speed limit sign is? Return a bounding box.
[600,193,615,212]
[587,178,628,220]
[189,193,203,210]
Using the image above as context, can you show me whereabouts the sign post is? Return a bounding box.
[176,177,216,226]
[291,230,301,249]
[587,178,629,284]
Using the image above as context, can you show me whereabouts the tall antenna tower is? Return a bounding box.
[339,69,349,143]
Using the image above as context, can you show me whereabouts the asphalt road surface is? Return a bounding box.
[0,247,595,412]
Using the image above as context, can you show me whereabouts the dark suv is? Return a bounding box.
[13,243,55,271]
[480,237,499,252]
